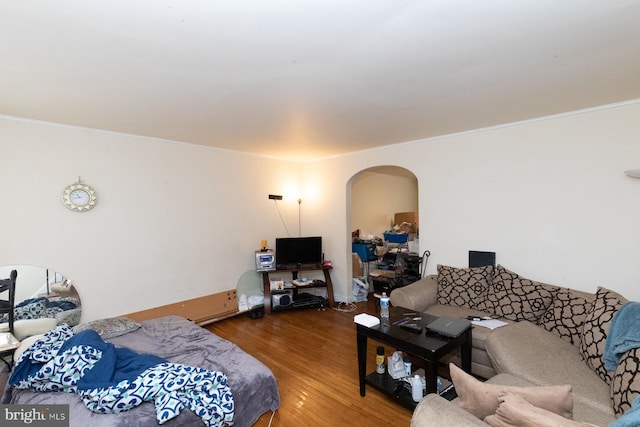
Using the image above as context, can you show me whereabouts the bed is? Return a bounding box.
[1,315,280,427]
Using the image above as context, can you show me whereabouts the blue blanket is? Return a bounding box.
[10,325,234,426]
[604,301,640,371]
[610,396,640,427]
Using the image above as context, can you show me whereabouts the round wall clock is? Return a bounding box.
[61,181,98,212]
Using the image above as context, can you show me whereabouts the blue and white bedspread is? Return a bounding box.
[9,325,234,426]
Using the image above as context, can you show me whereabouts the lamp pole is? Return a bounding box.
[298,198,302,237]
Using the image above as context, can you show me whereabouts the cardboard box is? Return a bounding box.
[394,212,418,235]
[370,269,396,279]
[269,277,285,290]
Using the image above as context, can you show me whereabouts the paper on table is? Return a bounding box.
[471,319,508,330]
[354,313,381,327]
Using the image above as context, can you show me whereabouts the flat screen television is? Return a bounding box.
[275,236,323,269]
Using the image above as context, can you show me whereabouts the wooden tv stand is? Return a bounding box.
[261,265,335,315]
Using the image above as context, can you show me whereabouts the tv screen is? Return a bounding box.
[275,237,322,269]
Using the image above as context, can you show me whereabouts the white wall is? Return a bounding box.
[2,100,639,319]
[0,117,304,321]
[312,101,640,302]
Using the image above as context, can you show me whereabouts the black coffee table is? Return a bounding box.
[356,306,472,409]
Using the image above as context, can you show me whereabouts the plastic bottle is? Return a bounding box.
[380,292,390,326]
[411,375,423,402]
[376,346,385,374]
[403,358,412,377]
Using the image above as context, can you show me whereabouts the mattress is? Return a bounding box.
[2,315,280,427]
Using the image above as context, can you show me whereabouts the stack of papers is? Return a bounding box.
[354,313,380,327]
[471,318,508,330]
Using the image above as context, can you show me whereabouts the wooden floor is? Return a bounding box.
[207,298,414,427]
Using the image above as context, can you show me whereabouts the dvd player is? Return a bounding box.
[293,293,325,308]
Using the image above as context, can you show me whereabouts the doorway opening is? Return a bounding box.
[346,165,419,301]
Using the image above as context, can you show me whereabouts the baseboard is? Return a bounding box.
[123,290,239,325]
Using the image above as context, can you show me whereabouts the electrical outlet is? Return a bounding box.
[268,194,283,200]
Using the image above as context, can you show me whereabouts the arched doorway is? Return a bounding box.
[346,165,419,299]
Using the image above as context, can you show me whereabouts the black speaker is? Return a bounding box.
[469,251,496,268]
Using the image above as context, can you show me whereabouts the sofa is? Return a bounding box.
[389,264,639,426]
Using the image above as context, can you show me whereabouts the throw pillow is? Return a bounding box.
[477,265,557,322]
[437,264,493,309]
[611,347,640,417]
[13,317,58,341]
[579,286,627,384]
[538,289,593,346]
[484,393,598,427]
[449,363,573,420]
[73,316,141,339]
[55,308,82,327]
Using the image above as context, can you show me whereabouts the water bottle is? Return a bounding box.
[380,292,390,326]
[411,374,423,402]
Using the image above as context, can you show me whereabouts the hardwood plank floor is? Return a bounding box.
[207,298,414,427]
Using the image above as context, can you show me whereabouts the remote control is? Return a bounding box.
[400,324,422,334]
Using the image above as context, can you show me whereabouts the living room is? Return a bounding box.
[2,3,640,425]
[2,2,639,320]
[3,99,639,320]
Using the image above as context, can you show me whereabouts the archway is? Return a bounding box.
[346,165,419,300]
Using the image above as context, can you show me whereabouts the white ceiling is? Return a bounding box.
[2,1,640,162]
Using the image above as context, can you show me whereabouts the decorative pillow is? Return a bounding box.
[55,308,82,327]
[437,264,493,309]
[73,316,141,339]
[13,317,58,341]
[476,265,557,322]
[579,287,627,384]
[611,347,640,417]
[449,363,573,420]
[538,289,593,346]
[484,392,598,427]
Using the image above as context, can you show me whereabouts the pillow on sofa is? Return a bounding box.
[476,265,557,322]
[449,363,573,420]
[437,264,493,309]
[611,347,640,417]
[538,289,593,346]
[484,392,598,427]
[579,286,627,384]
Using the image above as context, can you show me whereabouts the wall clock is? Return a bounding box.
[61,180,98,212]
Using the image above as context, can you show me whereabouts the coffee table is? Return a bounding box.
[356,306,472,409]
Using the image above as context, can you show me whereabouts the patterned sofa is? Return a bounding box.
[390,264,638,426]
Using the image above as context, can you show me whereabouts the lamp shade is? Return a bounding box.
[624,169,640,178]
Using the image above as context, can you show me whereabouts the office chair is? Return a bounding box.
[0,269,18,370]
